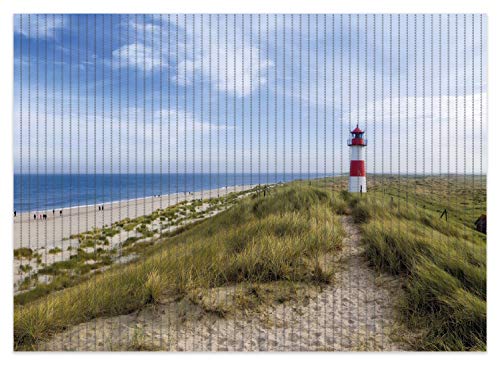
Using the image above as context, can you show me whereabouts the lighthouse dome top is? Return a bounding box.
[348,124,367,147]
[351,125,364,134]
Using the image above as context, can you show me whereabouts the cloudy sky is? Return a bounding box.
[13,14,487,174]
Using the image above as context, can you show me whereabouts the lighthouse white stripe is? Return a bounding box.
[349,176,367,193]
[349,145,366,161]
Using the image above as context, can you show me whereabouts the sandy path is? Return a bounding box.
[40,215,406,351]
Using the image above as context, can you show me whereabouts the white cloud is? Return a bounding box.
[165,15,274,97]
[175,45,273,97]
[112,43,166,71]
[14,14,66,39]
[108,15,275,96]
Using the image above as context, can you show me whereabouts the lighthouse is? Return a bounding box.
[348,125,367,193]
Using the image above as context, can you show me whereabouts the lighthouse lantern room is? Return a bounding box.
[348,125,367,193]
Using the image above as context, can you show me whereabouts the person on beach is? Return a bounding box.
[33,213,36,220]
[59,209,62,216]
[14,210,16,217]
[52,209,55,216]
[98,206,101,211]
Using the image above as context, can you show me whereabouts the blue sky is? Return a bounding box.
[13,14,487,174]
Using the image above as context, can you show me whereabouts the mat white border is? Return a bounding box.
[0,0,497,363]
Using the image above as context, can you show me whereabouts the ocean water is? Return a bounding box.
[14,173,333,213]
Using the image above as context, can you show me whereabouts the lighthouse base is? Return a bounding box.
[349,176,367,193]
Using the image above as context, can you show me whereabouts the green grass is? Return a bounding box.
[337,175,486,351]
[122,236,140,247]
[14,248,34,259]
[14,184,344,349]
[19,264,32,273]
[48,247,62,255]
[15,247,113,306]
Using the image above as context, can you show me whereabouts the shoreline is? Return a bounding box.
[14,184,260,215]
[13,173,335,214]
[14,184,258,223]
[13,184,258,250]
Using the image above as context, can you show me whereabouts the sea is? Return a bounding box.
[14,173,334,213]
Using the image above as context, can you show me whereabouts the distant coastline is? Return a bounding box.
[14,173,334,213]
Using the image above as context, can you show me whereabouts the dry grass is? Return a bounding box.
[14,175,485,351]
[334,175,486,351]
[14,183,344,349]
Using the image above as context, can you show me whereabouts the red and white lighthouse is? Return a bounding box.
[348,125,367,193]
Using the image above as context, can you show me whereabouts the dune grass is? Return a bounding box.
[338,175,486,351]
[14,175,486,351]
[14,184,344,349]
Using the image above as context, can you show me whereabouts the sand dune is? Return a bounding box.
[39,216,407,351]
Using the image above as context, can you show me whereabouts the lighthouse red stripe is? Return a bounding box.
[349,160,365,176]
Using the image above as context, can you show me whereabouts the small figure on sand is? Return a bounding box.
[59,209,62,216]
[52,209,55,216]
[98,206,101,211]
[43,214,47,220]
[14,210,16,217]
[33,213,36,220]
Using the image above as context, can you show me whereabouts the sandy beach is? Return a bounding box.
[14,184,256,250]
[13,184,257,291]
